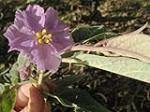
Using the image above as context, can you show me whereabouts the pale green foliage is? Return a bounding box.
[105,33,150,62]
[0,86,16,112]
[74,53,150,83]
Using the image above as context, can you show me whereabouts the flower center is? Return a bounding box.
[36,29,52,44]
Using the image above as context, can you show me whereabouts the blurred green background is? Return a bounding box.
[0,0,150,112]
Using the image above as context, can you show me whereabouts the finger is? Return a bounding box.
[20,106,28,112]
[19,83,33,97]
[15,84,32,110]
[28,84,45,112]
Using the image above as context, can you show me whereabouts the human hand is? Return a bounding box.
[12,83,50,112]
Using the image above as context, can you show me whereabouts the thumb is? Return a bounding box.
[27,84,45,112]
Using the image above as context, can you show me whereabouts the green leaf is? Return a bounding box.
[46,88,111,112]
[105,33,150,62]
[58,88,111,112]
[54,74,87,88]
[9,63,20,85]
[17,53,30,69]
[74,53,150,83]
[0,86,16,112]
[47,75,110,112]
[72,25,107,42]
[8,54,30,84]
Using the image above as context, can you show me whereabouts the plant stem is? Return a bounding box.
[38,70,44,85]
[71,45,150,63]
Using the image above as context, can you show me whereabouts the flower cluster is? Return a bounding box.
[4,5,73,72]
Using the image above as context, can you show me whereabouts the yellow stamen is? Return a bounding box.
[41,29,47,35]
[44,39,50,44]
[36,29,53,44]
[36,32,42,38]
[38,38,43,44]
[47,34,52,38]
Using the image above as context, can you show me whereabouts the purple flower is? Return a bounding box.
[4,5,73,72]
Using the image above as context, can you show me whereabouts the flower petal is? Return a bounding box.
[31,45,61,72]
[4,25,34,54]
[15,5,45,31]
[44,7,59,30]
[50,21,69,33]
[51,31,74,54]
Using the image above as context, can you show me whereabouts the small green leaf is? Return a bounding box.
[17,53,30,69]
[72,25,106,42]
[75,53,150,83]
[8,54,30,84]
[9,63,20,85]
[0,86,16,112]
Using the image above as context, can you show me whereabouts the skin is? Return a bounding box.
[12,83,51,112]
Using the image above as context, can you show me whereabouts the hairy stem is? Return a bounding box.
[71,45,150,63]
[38,70,44,85]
